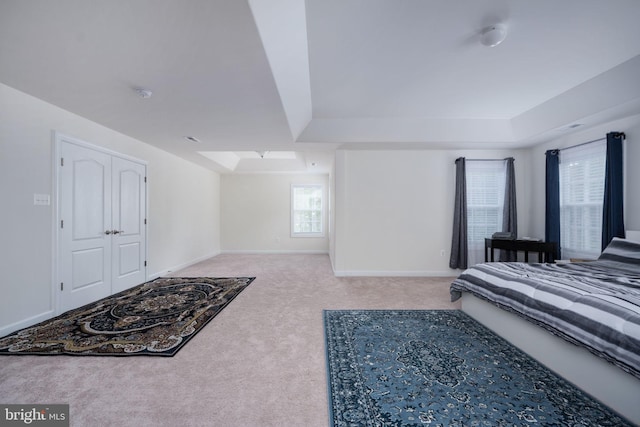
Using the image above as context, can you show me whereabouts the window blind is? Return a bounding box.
[559,140,606,259]
[466,161,506,266]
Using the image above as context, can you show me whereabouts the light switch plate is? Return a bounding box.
[34,193,50,206]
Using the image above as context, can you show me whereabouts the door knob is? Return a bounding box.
[105,230,112,235]
[113,230,124,234]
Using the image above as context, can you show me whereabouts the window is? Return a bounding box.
[559,140,606,259]
[291,185,324,237]
[466,161,506,265]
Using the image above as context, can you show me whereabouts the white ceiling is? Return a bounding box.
[1,0,640,173]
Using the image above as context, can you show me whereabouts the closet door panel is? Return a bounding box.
[59,142,112,312]
[111,157,147,294]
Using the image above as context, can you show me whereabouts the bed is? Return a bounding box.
[450,236,640,424]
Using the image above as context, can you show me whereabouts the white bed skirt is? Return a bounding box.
[461,293,640,424]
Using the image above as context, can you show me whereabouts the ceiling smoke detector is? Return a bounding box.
[480,25,507,47]
[135,88,153,99]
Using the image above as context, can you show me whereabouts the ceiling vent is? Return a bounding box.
[134,88,153,99]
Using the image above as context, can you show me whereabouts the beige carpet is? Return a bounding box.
[0,254,460,426]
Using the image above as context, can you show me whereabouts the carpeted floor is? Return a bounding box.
[0,254,459,426]
[324,309,632,426]
[0,277,254,356]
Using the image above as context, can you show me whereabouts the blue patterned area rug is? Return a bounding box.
[324,310,632,426]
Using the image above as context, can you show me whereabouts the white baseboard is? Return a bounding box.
[1,252,223,336]
[0,309,55,337]
[149,251,221,279]
[220,250,329,255]
[333,269,456,277]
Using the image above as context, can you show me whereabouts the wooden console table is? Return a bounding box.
[484,238,558,263]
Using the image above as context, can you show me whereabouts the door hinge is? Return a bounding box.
[144,218,147,225]
[60,220,64,228]
[144,261,147,267]
[60,282,64,291]
[60,157,64,167]
[144,176,147,183]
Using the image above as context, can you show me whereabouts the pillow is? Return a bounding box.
[598,237,640,265]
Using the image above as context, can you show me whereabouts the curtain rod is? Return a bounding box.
[455,157,514,163]
[558,137,605,152]
[465,158,511,161]
[548,132,626,154]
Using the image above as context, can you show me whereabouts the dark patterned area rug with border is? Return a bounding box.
[0,277,254,356]
[324,309,632,426]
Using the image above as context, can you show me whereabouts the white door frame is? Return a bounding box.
[52,132,148,315]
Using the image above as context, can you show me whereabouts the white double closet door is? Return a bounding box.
[57,135,147,313]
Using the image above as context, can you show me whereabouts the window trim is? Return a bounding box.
[290,184,325,238]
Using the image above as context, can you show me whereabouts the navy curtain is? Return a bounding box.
[449,157,467,269]
[545,150,560,250]
[500,157,517,261]
[601,132,626,250]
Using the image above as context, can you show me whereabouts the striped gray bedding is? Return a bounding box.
[450,237,640,379]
